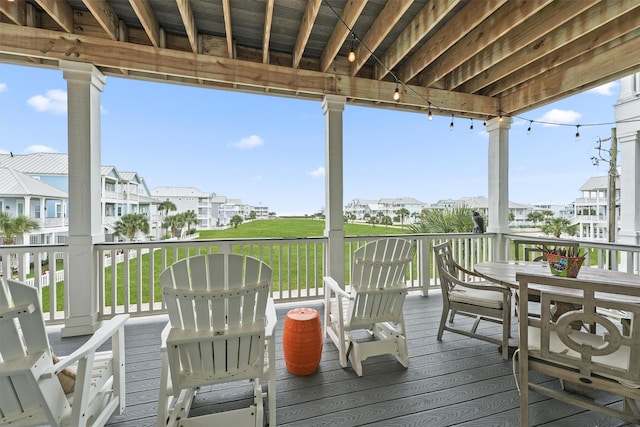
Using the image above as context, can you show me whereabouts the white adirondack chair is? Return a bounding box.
[323,237,414,376]
[157,253,276,427]
[0,278,129,427]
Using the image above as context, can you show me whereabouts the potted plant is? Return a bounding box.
[538,245,585,278]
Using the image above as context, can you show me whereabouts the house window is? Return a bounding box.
[17,203,24,216]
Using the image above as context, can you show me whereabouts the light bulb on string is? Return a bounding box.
[575,125,581,141]
[499,111,503,122]
[393,82,400,101]
[527,121,532,135]
[449,114,454,131]
[469,118,474,132]
[347,37,356,63]
[427,102,433,121]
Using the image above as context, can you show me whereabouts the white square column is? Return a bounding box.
[615,73,640,271]
[322,95,346,285]
[60,60,106,337]
[486,116,512,260]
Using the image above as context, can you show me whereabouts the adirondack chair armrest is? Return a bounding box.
[323,276,351,299]
[0,301,37,320]
[44,314,129,376]
[266,298,277,337]
[160,321,171,352]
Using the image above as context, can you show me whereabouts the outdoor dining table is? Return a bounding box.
[474,260,640,333]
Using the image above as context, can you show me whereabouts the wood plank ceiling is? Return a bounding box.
[1,0,639,120]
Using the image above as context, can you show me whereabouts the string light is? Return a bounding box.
[469,118,474,132]
[393,82,400,101]
[347,34,356,63]
[326,1,640,136]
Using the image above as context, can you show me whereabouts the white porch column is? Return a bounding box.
[60,60,106,337]
[615,73,640,271]
[322,95,346,285]
[486,116,512,260]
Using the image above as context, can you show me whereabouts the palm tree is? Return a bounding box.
[0,212,39,245]
[163,213,186,238]
[183,210,198,235]
[230,215,243,228]
[397,208,410,226]
[541,217,577,238]
[113,213,150,241]
[407,205,475,233]
[158,199,177,217]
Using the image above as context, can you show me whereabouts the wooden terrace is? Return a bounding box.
[49,293,634,427]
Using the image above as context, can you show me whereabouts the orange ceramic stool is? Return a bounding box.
[283,307,323,375]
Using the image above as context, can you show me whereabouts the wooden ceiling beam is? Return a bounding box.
[262,0,274,64]
[35,0,74,33]
[397,0,506,84]
[477,3,640,97]
[417,0,551,88]
[500,29,640,114]
[319,0,367,72]
[292,0,321,69]
[0,23,496,116]
[176,0,198,53]
[446,0,598,90]
[0,0,26,25]
[350,0,412,77]
[221,0,233,58]
[128,0,160,47]
[374,0,458,81]
[82,0,119,40]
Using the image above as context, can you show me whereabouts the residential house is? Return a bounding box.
[574,174,621,240]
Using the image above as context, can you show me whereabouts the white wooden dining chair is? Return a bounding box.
[323,237,414,376]
[0,278,129,427]
[157,253,276,427]
[433,241,512,360]
[516,272,640,424]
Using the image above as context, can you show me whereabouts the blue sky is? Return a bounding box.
[0,63,620,216]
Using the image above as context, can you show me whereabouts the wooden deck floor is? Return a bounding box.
[48,292,634,427]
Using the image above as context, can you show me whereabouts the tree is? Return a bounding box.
[541,217,577,238]
[527,211,545,225]
[380,215,393,226]
[183,210,198,235]
[113,213,150,241]
[158,199,177,217]
[249,210,257,220]
[163,213,186,238]
[397,208,410,226]
[230,215,243,228]
[0,213,39,244]
[407,205,475,233]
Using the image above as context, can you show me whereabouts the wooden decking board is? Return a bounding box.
[44,293,634,426]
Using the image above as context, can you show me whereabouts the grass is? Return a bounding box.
[42,219,406,312]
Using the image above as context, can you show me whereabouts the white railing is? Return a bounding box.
[1,233,638,324]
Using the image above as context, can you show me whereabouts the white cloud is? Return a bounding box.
[308,167,325,178]
[588,81,619,96]
[27,89,67,114]
[0,148,9,154]
[24,145,58,154]
[0,83,7,93]
[232,135,264,150]
[537,109,581,127]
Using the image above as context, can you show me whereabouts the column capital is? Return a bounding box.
[60,60,106,90]
[486,116,512,132]
[322,95,346,114]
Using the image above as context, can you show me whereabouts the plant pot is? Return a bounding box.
[545,253,585,278]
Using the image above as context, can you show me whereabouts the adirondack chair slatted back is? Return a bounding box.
[1,279,129,427]
[161,254,271,390]
[348,238,413,328]
[0,279,69,425]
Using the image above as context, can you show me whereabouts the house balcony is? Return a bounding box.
[4,233,640,425]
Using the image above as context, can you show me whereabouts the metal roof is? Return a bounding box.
[0,167,68,198]
[0,153,69,175]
